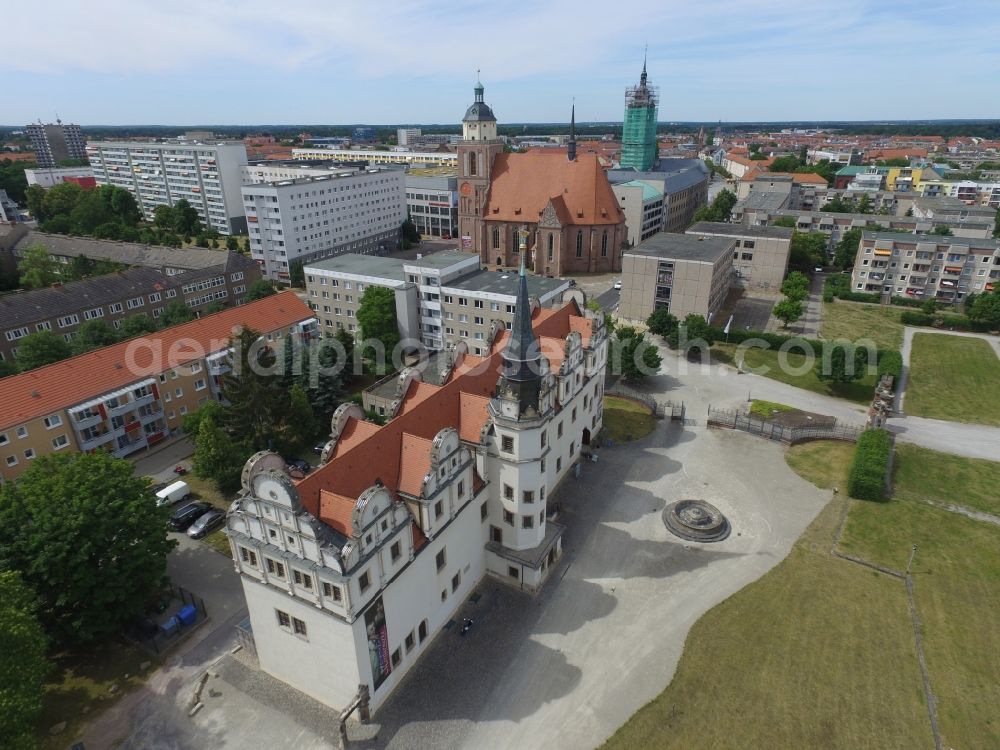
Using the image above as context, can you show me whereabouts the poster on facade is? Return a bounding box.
[363,596,392,690]
[462,235,472,249]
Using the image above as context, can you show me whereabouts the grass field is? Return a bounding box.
[601,395,656,443]
[821,300,905,350]
[712,343,877,403]
[905,333,1000,426]
[748,399,797,419]
[603,441,1000,749]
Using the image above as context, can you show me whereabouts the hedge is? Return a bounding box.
[900,311,935,326]
[899,311,994,332]
[847,429,892,501]
[876,349,903,382]
[708,326,824,357]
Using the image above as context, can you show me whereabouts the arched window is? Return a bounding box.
[601,230,608,257]
[492,226,500,249]
[576,231,583,258]
[469,151,477,176]
[512,231,519,253]
[547,234,554,260]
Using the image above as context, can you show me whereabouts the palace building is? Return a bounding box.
[226,251,609,714]
[456,83,627,275]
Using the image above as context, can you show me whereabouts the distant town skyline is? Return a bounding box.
[5,0,1000,126]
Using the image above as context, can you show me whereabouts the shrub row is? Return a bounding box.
[837,290,882,303]
[888,295,927,309]
[707,326,825,357]
[899,311,994,332]
[876,349,903,381]
[847,429,892,501]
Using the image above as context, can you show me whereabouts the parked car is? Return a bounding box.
[155,480,191,507]
[613,279,622,290]
[313,442,328,455]
[169,501,213,531]
[286,458,311,473]
[187,510,225,539]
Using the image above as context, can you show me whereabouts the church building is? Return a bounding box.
[225,252,609,714]
[456,82,627,275]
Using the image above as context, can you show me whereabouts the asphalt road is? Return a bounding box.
[594,286,620,310]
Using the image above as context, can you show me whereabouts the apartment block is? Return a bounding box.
[242,168,406,283]
[0,292,316,482]
[612,180,664,244]
[293,148,457,168]
[851,232,1000,302]
[686,222,791,291]
[739,208,996,241]
[0,256,259,364]
[405,170,459,239]
[26,121,87,168]
[619,233,735,323]
[608,158,710,234]
[304,251,568,353]
[25,166,95,189]
[86,139,248,234]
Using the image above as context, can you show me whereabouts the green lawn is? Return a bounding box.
[905,333,1000,426]
[601,396,656,443]
[748,399,797,419]
[822,300,905,350]
[840,448,1000,749]
[37,640,156,750]
[604,441,1000,750]
[713,343,877,403]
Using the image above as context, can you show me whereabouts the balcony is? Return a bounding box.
[78,430,115,451]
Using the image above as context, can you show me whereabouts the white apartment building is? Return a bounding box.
[396,128,421,146]
[241,168,406,284]
[293,148,457,168]
[405,172,458,239]
[225,275,608,715]
[86,140,248,235]
[24,166,94,189]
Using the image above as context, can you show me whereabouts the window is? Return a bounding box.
[322,582,343,601]
[405,631,415,652]
[522,514,534,529]
[293,570,313,589]
[457,479,465,497]
[541,431,547,447]
[451,571,461,592]
[435,548,447,571]
[523,490,534,504]
[239,547,258,566]
[51,434,69,450]
[419,620,428,642]
[0,433,7,446]
[5,455,17,467]
[194,379,206,391]
[508,566,520,579]
[601,230,608,257]
[359,570,371,592]
[292,617,308,637]
[576,231,583,257]
[503,509,514,525]
[501,435,514,453]
[481,501,488,521]
[504,484,514,500]
[43,414,62,429]
[265,558,285,578]
[391,648,401,667]
[434,499,444,519]
[557,457,562,472]
[16,426,27,439]
[276,610,291,629]
[391,541,401,561]
[557,422,563,438]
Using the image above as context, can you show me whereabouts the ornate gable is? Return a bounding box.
[538,200,563,229]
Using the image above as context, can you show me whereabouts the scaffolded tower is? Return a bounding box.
[620,61,659,171]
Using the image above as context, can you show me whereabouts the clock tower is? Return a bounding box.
[457,79,504,259]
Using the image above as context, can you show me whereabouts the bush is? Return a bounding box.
[876,349,903,381]
[900,311,935,326]
[889,295,926,309]
[847,429,892,501]
[709,326,824,357]
[822,290,835,303]
[837,291,881,303]
[898,311,994,332]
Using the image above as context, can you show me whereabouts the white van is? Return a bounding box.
[155,480,191,507]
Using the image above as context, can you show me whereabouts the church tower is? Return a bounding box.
[620,57,659,171]
[457,79,504,258]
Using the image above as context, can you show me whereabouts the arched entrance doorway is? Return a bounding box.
[582,428,591,446]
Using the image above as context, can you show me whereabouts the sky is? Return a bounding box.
[5,0,1000,126]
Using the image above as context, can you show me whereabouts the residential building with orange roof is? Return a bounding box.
[0,291,315,482]
[225,261,609,714]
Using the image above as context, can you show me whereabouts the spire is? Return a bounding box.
[501,230,541,382]
[640,45,648,87]
[568,100,577,162]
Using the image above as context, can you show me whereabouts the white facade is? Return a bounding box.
[227,298,608,714]
[396,128,421,146]
[242,169,406,283]
[86,140,248,235]
[24,166,94,189]
[293,148,457,168]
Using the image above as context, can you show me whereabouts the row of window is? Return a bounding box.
[4,434,69,467]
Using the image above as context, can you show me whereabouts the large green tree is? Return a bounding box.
[192,407,249,493]
[221,327,290,450]
[817,343,870,384]
[357,285,401,363]
[284,383,319,452]
[173,199,202,235]
[0,452,174,644]
[646,308,678,338]
[40,181,84,222]
[0,571,50,749]
[244,279,276,302]
[968,290,1000,328]
[834,227,863,269]
[119,313,158,339]
[613,326,662,380]
[18,242,61,289]
[71,319,120,354]
[667,313,717,358]
[780,271,811,301]
[159,300,195,328]
[788,231,828,272]
[691,188,737,225]
[773,298,804,328]
[0,158,33,204]
[15,330,72,370]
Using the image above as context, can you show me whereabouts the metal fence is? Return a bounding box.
[707,407,862,445]
[606,384,684,421]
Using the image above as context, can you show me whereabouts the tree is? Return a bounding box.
[856,193,872,214]
[284,383,319,452]
[920,298,938,315]
[159,300,195,328]
[173,199,202,235]
[0,359,18,378]
[119,313,158,338]
[820,195,856,213]
[773,298,804,328]
[667,313,716,358]
[772,216,797,228]
[691,188,737,225]
[780,271,811,301]
[244,278,276,302]
[817,343,869,384]
[221,327,290,450]
[0,452,174,644]
[968,290,1000,328]
[769,155,801,173]
[834,227,862,269]
[25,183,46,221]
[16,330,72,370]
[335,328,358,384]
[226,235,239,252]
[930,225,953,236]
[289,260,305,288]
[193,408,248,493]
[357,286,401,363]
[789,231,828,272]
[71,319,119,354]
[0,571,50,749]
[614,327,661,380]
[401,214,421,244]
[40,181,84,221]
[646,308,678,337]
[153,204,176,230]
[18,242,61,289]
[0,158,33,204]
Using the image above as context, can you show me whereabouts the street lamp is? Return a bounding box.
[906,544,918,575]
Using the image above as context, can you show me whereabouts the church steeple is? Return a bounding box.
[496,233,544,418]
[567,101,577,162]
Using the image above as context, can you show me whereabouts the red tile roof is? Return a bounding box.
[296,300,591,530]
[569,317,593,348]
[484,153,624,226]
[0,291,313,432]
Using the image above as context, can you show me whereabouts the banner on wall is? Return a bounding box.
[363,596,392,690]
